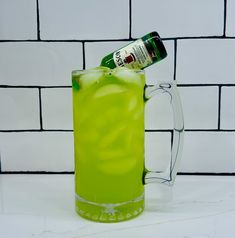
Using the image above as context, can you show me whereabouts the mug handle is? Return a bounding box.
[144,81,184,186]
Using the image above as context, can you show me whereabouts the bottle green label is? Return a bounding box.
[113,39,153,69]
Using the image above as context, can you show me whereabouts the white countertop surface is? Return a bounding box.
[0,174,235,238]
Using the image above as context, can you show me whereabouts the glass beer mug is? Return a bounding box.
[72,67,184,222]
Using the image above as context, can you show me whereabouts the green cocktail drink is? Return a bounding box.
[72,67,145,222]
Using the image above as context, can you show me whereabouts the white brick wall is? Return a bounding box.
[221,87,235,129]
[0,0,37,40]
[39,0,129,40]
[179,87,219,129]
[0,0,234,173]
[132,0,224,38]
[180,132,235,173]
[0,43,83,86]
[177,39,235,84]
[145,86,219,130]
[41,88,73,130]
[0,88,40,130]
[0,132,74,171]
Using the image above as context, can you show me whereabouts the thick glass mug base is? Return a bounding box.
[75,193,144,222]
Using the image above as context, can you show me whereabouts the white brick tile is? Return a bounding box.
[0,88,40,130]
[177,39,235,84]
[0,0,37,40]
[132,0,224,38]
[0,132,74,171]
[221,87,235,129]
[0,43,82,86]
[226,0,235,36]
[145,132,171,172]
[179,132,235,173]
[85,40,174,84]
[41,88,73,130]
[146,86,218,130]
[179,87,218,129]
[39,0,129,40]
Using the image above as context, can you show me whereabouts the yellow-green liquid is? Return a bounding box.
[72,67,145,222]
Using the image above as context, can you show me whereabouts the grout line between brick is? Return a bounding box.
[129,0,132,39]
[0,171,74,174]
[2,84,235,89]
[170,130,173,149]
[173,39,177,81]
[146,129,235,132]
[218,86,222,130]
[38,88,43,130]
[1,171,235,176]
[1,36,235,43]
[36,0,41,40]
[1,129,235,133]
[0,130,73,132]
[0,85,72,88]
[178,172,235,176]
[223,0,227,37]
[178,84,235,87]
[82,42,86,69]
